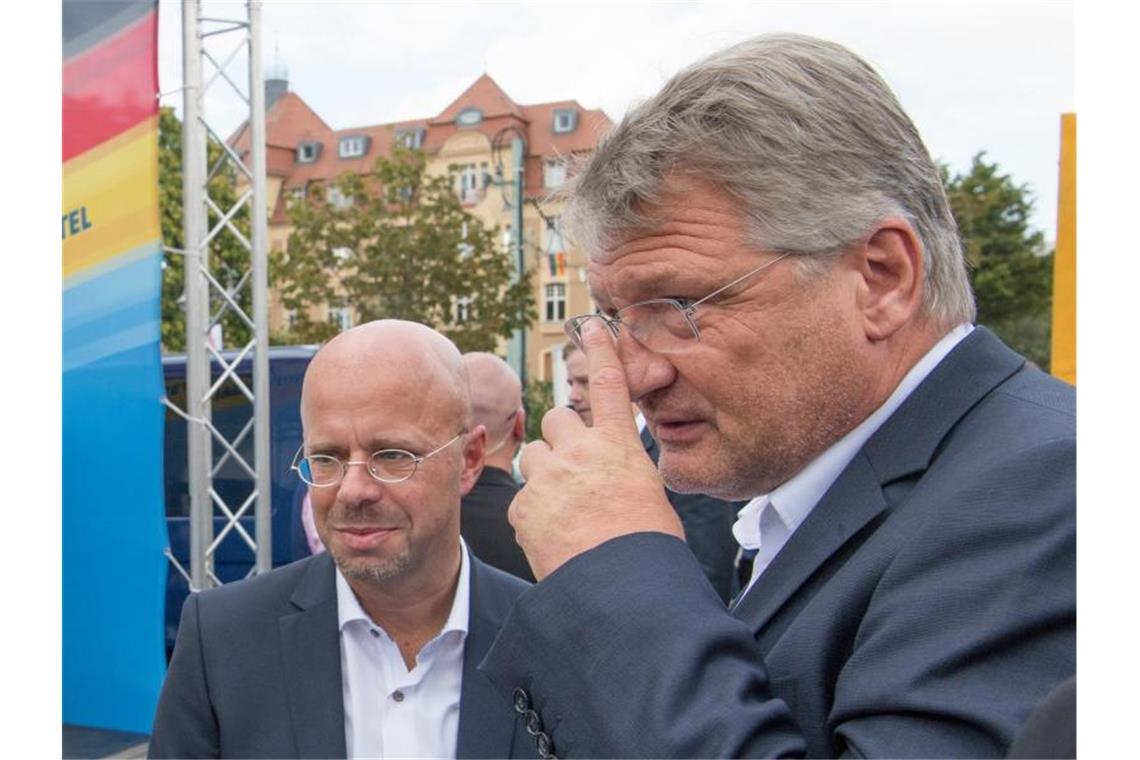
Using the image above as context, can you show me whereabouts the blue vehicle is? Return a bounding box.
[162,346,317,656]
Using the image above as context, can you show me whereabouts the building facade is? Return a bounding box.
[230,72,612,385]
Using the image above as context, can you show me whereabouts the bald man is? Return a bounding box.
[459,352,532,582]
[150,321,533,759]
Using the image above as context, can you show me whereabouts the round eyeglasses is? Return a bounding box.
[291,432,465,487]
[564,252,790,354]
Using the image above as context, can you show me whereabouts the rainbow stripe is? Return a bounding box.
[62,0,167,734]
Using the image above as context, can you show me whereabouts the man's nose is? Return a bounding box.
[335,460,384,507]
[617,335,677,402]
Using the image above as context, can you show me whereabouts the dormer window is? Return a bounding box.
[456,108,483,127]
[396,128,426,149]
[553,108,578,134]
[296,141,321,163]
[338,135,369,159]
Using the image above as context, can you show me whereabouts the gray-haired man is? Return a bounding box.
[481,34,1075,758]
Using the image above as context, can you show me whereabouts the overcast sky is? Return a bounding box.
[157,0,1073,238]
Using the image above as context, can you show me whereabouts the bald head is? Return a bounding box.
[302,320,472,434]
[298,320,488,601]
[462,352,525,468]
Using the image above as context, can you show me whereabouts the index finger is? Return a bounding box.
[580,318,638,436]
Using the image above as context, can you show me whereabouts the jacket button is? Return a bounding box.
[535,731,554,758]
[524,709,542,736]
[512,687,530,714]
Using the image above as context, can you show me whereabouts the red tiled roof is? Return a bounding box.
[432,73,526,125]
[266,144,294,177]
[231,91,332,157]
[230,75,614,197]
[283,118,429,190]
[520,100,609,157]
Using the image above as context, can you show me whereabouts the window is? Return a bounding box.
[544,283,566,322]
[455,163,483,204]
[338,135,368,158]
[328,301,352,332]
[396,128,425,149]
[454,296,472,323]
[546,218,567,278]
[553,108,577,134]
[457,221,474,258]
[327,185,353,210]
[456,107,483,127]
[544,158,567,190]
[297,141,321,163]
[286,309,298,330]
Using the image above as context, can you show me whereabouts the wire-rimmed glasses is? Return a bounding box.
[564,252,791,353]
[291,432,465,487]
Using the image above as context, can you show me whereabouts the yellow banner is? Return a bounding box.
[1050,113,1076,384]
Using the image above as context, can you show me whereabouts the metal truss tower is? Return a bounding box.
[170,0,271,591]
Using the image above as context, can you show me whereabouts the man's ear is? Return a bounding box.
[513,408,527,441]
[459,425,486,496]
[855,217,925,341]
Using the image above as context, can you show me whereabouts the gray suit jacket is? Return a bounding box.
[481,328,1076,758]
[150,549,533,758]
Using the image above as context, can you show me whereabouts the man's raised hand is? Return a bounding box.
[509,319,684,580]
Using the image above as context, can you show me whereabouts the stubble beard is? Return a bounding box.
[321,502,418,585]
[334,549,415,585]
[654,334,867,500]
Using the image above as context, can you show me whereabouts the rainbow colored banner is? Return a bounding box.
[63,0,167,734]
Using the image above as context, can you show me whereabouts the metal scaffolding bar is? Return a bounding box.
[182,0,212,592]
[177,0,272,591]
[248,0,273,574]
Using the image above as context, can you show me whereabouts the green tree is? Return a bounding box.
[159,107,252,353]
[523,379,554,442]
[943,152,1053,366]
[272,146,534,351]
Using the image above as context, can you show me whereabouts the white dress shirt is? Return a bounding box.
[337,540,471,759]
[733,324,974,596]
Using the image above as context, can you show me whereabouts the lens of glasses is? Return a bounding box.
[300,455,345,486]
[619,300,698,349]
[368,449,419,482]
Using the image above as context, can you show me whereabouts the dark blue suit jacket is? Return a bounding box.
[481,328,1076,758]
[150,549,533,758]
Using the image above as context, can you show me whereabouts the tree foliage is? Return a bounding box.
[943,152,1053,366]
[523,379,553,442]
[272,147,534,351]
[159,107,252,353]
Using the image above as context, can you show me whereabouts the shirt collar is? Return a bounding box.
[733,323,973,550]
[335,538,471,640]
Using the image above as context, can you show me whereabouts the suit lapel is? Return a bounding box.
[457,557,518,759]
[730,452,887,631]
[731,328,1025,635]
[279,552,348,759]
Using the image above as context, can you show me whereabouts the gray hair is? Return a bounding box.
[563,33,975,326]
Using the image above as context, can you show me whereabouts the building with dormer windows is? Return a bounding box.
[229,72,612,384]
